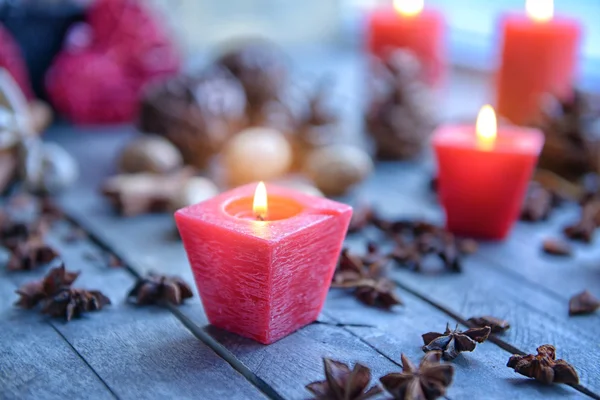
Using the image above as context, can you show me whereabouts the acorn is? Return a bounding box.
[303,145,373,196]
[222,127,292,186]
[170,176,219,210]
[118,135,183,174]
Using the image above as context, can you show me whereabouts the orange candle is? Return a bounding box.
[496,0,581,125]
[367,0,446,86]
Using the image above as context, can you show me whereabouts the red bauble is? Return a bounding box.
[45,50,138,124]
[0,24,33,99]
[87,0,180,85]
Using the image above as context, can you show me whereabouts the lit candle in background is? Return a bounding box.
[175,182,352,344]
[433,105,544,240]
[496,0,582,125]
[366,0,446,86]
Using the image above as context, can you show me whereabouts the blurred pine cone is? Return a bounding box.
[138,67,247,169]
[535,90,600,180]
[366,50,437,160]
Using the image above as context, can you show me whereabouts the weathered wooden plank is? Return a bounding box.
[41,220,268,400]
[324,290,584,399]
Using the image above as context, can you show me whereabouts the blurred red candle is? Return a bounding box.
[496,0,581,125]
[175,182,352,344]
[367,0,446,86]
[433,105,544,240]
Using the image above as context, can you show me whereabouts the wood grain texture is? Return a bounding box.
[324,290,583,399]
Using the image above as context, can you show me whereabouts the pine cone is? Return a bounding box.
[138,67,247,169]
[217,41,287,124]
[535,90,600,180]
[366,50,438,160]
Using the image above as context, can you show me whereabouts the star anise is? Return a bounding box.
[332,249,402,309]
[127,273,194,305]
[568,290,600,316]
[466,316,510,334]
[542,238,572,256]
[0,217,48,251]
[507,345,579,385]
[6,234,59,271]
[41,288,111,322]
[14,264,80,309]
[101,168,194,217]
[563,199,600,243]
[379,351,454,400]
[520,183,555,222]
[305,358,382,400]
[422,323,491,360]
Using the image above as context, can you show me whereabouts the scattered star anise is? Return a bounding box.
[379,351,454,400]
[0,217,47,251]
[127,273,194,305]
[14,264,80,309]
[332,249,402,309]
[542,238,572,256]
[507,344,579,385]
[6,234,58,271]
[305,358,382,400]
[568,290,600,316]
[422,323,491,360]
[41,288,111,322]
[563,199,600,243]
[466,316,510,334]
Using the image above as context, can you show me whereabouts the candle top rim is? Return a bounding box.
[175,183,353,243]
[501,12,581,26]
[432,124,545,154]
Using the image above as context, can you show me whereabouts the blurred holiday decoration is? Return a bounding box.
[217,41,287,124]
[222,126,292,187]
[45,0,180,124]
[138,67,247,168]
[169,176,219,211]
[118,135,183,174]
[0,24,34,100]
[0,68,77,194]
[535,90,600,180]
[366,50,438,160]
[304,145,373,197]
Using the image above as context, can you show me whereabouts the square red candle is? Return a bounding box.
[367,0,446,86]
[433,106,545,239]
[175,183,352,344]
[496,0,581,125]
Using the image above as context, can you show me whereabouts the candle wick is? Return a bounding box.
[256,214,265,221]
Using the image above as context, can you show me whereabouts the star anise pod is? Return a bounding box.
[569,290,600,316]
[6,234,59,271]
[467,316,510,334]
[507,345,579,385]
[305,358,382,400]
[563,199,600,242]
[422,323,491,360]
[333,249,402,309]
[542,238,572,256]
[14,264,80,309]
[127,273,194,306]
[521,183,554,222]
[380,351,454,400]
[0,217,48,251]
[41,288,111,322]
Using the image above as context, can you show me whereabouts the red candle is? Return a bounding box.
[367,0,446,86]
[175,182,352,344]
[496,0,581,125]
[433,105,544,240]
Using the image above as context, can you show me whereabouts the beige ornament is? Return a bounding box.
[304,145,373,196]
[118,135,183,174]
[170,176,219,210]
[274,179,324,197]
[222,127,292,186]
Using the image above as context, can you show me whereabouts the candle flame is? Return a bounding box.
[526,0,553,22]
[393,0,424,16]
[253,181,268,221]
[476,105,497,149]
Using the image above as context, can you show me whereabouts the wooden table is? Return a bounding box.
[1,50,599,400]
